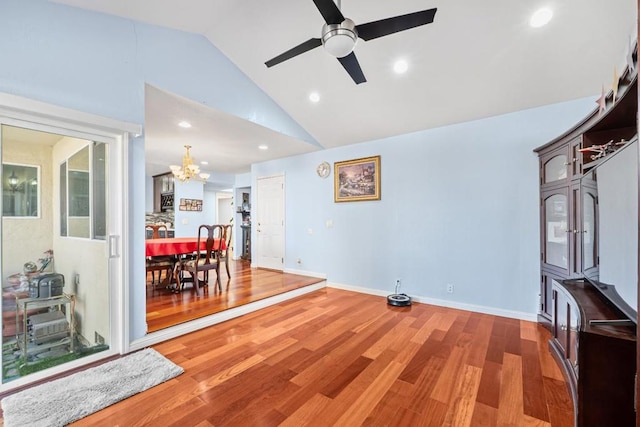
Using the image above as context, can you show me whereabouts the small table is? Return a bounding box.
[15,293,75,366]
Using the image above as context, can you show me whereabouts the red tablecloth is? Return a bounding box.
[145,237,225,257]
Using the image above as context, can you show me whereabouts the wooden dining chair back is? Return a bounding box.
[175,224,224,295]
[145,223,172,288]
[220,224,233,278]
[145,224,168,239]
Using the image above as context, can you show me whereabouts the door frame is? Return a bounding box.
[0,92,139,392]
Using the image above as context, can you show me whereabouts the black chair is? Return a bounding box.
[174,224,223,295]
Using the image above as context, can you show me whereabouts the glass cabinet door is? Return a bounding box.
[542,151,568,184]
[582,188,597,271]
[543,191,569,271]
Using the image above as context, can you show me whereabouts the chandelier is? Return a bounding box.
[8,170,19,191]
[169,145,210,183]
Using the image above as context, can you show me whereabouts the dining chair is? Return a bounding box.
[174,224,223,295]
[220,224,233,278]
[145,223,168,239]
[145,223,173,287]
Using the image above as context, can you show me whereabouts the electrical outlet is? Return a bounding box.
[297,258,302,265]
[446,284,454,293]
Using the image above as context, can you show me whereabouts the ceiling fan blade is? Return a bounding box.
[312,0,345,24]
[265,38,322,67]
[356,8,437,41]
[338,52,366,84]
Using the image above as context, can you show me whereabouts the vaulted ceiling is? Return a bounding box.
[52,1,637,175]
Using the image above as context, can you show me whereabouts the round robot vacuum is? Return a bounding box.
[387,293,412,307]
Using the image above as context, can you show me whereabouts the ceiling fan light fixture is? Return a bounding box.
[322,19,358,58]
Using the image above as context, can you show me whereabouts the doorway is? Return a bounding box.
[0,124,119,385]
[255,174,285,271]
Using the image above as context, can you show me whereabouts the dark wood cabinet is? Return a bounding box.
[551,280,636,426]
[535,46,638,426]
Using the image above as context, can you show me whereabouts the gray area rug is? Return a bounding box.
[1,348,183,427]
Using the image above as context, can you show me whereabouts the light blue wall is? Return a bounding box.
[173,180,206,236]
[253,97,596,316]
[0,0,600,337]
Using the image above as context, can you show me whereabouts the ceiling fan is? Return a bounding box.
[265,0,438,84]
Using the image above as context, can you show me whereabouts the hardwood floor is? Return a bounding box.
[77,287,574,426]
[146,260,325,331]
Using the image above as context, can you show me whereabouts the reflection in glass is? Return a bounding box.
[544,155,567,183]
[545,193,568,268]
[2,164,39,217]
[2,125,112,384]
[92,142,107,240]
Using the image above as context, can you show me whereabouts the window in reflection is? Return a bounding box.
[2,163,39,217]
[59,143,107,240]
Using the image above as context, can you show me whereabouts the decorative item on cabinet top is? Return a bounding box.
[579,138,629,163]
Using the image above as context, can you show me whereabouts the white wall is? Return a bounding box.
[598,140,638,308]
[217,194,233,225]
[253,97,597,317]
[52,136,110,345]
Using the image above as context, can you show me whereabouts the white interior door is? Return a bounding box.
[255,174,284,270]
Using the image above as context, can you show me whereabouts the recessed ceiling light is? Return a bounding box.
[200,161,208,165]
[309,92,320,103]
[530,8,553,28]
[258,144,269,150]
[178,121,192,128]
[393,59,409,74]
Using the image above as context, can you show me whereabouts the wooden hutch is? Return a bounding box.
[534,49,638,425]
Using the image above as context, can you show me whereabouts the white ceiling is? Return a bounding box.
[52,0,637,174]
[144,85,318,177]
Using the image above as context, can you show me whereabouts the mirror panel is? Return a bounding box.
[581,138,638,312]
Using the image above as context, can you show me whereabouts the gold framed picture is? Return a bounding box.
[334,155,381,202]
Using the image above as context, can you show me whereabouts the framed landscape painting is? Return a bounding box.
[334,155,381,202]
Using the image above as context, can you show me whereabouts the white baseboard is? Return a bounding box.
[283,268,326,279]
[327,282,537,322]
[132,278,537,352]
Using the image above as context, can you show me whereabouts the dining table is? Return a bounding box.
[145,237,226,293]
[145,237,225,257]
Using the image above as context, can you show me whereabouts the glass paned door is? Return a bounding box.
[544,192,569,270]
[1,124,111,384]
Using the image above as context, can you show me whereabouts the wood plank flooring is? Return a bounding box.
[76,287,574,426]
[146,260,325,331]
